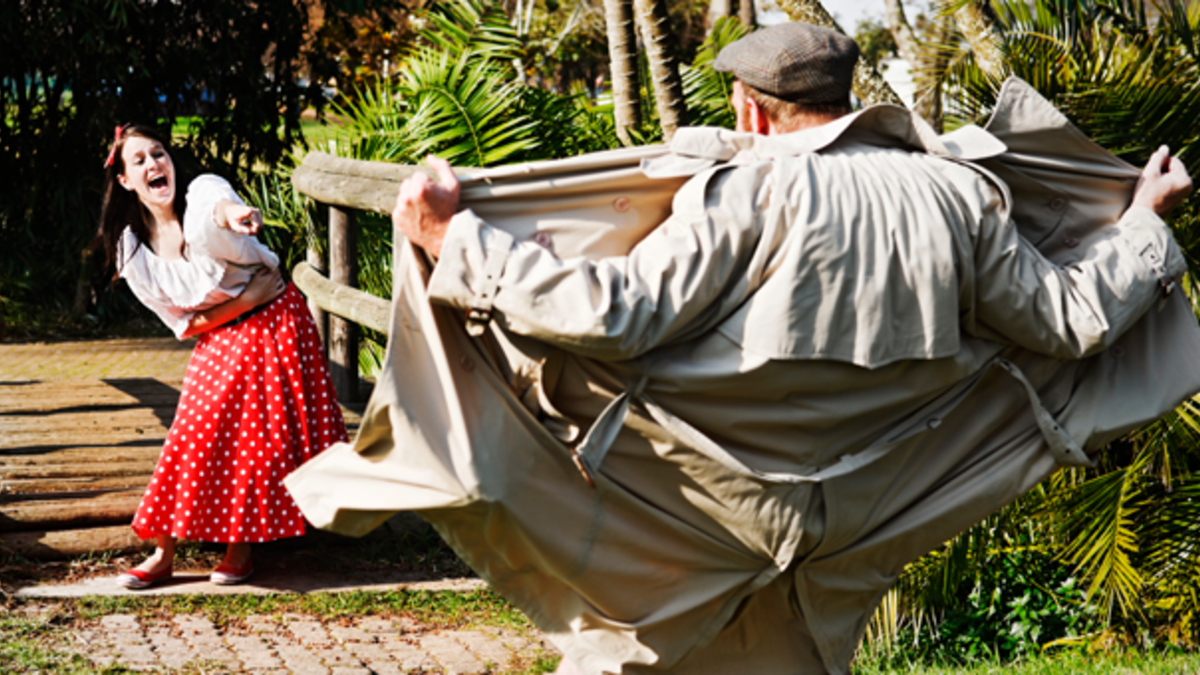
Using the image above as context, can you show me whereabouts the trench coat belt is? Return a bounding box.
[567,356,1092,488]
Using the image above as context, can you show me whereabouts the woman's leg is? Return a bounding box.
[117,535,176,588]
[221,542,252,569]
[211,541,255,584]
[135,535,176,574]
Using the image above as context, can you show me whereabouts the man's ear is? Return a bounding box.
[746,97,771,135]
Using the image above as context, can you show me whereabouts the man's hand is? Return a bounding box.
[1132,145,1193,216]
[392,156,460,259]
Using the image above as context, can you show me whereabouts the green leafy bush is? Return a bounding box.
[863,545,1100,669]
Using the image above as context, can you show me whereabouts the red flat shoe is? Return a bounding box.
[116,566,173,590]
[210,559,254,585]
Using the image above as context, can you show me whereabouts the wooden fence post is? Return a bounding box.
[306,242,328,346]
[328,205,358,404]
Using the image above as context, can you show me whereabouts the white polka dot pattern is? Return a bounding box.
[131,284,348,543]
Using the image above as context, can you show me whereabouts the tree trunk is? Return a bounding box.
[738,0,756,30]
[604,0,642,145]
[774,0,905,107]
[885,0,947,131]
[954,1,1006,83]
[633,0,689,141]
[885,0,920,65]
[706,0,755,32]
[706,0,732,33]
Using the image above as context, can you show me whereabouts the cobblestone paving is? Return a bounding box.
[68,610,559,674]
[0,337,193,381]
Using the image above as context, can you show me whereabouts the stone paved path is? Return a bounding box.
[26,603,558,674]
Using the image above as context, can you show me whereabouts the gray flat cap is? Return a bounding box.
[713,22,859,104]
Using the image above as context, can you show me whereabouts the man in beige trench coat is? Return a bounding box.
[286,22,1198,675]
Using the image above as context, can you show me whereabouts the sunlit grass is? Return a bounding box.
[70,587,531,629]
[856,649,1200,674]
[0,610,105,675]
[166,113,350,156]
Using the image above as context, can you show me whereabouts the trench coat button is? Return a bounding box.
[1049,197,1067,211]
[927,418,942,430]
[1064,236,1080,248]
[613,197,631,213]
[1110,345,1126,359]
[459,355,475,371]
[534,231,552,248]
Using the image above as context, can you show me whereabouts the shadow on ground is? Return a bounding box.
[1,511,476,597]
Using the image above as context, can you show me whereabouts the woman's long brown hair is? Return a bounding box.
[95,125,190,280]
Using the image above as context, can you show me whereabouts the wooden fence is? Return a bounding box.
[289,151,430,403]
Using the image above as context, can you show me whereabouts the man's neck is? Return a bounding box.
[770,111,846,135]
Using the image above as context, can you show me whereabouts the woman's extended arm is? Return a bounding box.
[181,267,286,339]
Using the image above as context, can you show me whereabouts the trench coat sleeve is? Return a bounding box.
[427,163,775,361]
[968,194,1186,359]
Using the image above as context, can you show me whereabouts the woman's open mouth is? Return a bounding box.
[149,176,169,191]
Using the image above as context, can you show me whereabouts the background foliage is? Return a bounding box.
[0,0,415,338]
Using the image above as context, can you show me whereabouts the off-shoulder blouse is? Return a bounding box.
[118,174,279,338]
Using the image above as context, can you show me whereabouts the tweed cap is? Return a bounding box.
[713,22,859,104]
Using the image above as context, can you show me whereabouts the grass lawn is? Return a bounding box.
[168,113,348,155]
[857,651,1200,673]
[3,525,1198,673]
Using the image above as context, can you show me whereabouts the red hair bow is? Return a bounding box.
[103,124,130,169]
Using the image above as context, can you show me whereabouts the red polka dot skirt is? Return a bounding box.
[132,283,348,543]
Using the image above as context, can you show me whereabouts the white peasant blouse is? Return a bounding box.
[118,174,280,338]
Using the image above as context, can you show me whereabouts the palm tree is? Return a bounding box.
[885,0,953,130]
[604,0,643,144]
[634,0,689,139]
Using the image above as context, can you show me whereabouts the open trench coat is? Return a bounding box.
[285,78,1200,673]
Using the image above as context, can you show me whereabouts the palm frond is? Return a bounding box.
[399,47,540,167]
[422,0,523,65]
[681,16,747,129]
[332,79,412,162]
[1050,456,1148,617]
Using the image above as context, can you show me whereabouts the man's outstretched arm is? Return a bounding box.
[969,145,1193,359]
[392,157,773,360]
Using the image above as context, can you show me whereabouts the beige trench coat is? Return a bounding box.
[285,79,1200,674]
